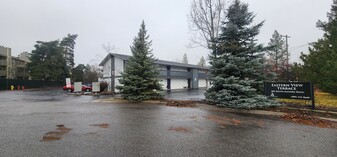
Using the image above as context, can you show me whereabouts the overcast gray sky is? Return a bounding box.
[0,0,332,65]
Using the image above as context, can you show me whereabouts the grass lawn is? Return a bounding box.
[277,92,337,109]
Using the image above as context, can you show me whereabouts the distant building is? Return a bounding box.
[0,46,30,79]
[99,53,209,92]
[18,52,31,62]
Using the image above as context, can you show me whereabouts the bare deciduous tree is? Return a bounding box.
[188,0,226,52]
[102,42,119,54]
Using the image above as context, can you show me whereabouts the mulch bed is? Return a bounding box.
[165,100,197,107]
[281,112,337,128]
[265,106,337,128]
[266,106,337,119]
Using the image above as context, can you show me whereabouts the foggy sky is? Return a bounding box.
[0,0,332,65]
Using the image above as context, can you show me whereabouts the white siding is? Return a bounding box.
[199,79,210,88]
[159,79,167,90]
[102,58,112,78]
[199,79,207,88]
[114,77,122,93]
[171,79,188,89]
[101,57,112,91]
[115,57,124,76]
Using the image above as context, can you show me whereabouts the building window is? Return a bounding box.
[0,66,6,71]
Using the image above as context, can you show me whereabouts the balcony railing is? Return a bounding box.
[0,70,6,76]
[198,73,209,79]
[171,71,192,78]
[158,70,192,78]
[16,64,26,68]
[0,60,7,66]
[16,73,29,77]
[159,70,167,77]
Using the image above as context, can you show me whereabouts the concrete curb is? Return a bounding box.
[287,107,337,115]
[226,109,286,117]
[228,109,337,123]
[94,98,167,105]
[317,117,337,123]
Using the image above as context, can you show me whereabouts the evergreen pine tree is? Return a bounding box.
[182,53,189,64]
[298,0,337,94]
[72,64,86,82]
[266,30,288,81]
[28,40,66,81]
[60,34,78,77]
[116,21,163,102]
[197,56,206,66]
[205,0,278,109]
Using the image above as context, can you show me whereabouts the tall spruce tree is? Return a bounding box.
[28,40,66,81]
[266,30,288,81]
[198,56,206,66]
[60,34,78,76]
[71,64,86,82]
[205,0,278,108]
[27,34,77,82]
[116,21,163,102]
[182,53,189,64]
[298,0,337,94]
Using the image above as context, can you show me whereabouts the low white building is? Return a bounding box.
[99,53,209,92]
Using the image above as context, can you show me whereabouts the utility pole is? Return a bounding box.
[281,35,290,81]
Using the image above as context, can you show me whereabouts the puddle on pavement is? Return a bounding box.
[165,100,197,107]
[90,123,109,128]
[41,124,72,142]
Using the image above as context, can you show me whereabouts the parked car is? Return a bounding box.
[63,85,92,92]
[83,83,92,87]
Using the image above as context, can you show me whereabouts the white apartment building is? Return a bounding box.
[99,53,210,92]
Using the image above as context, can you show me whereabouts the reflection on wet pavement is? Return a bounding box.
[0,88,336,156]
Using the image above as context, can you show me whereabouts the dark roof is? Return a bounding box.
[99,53,209,70]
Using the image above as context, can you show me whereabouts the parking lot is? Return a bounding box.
[0,88,336,156]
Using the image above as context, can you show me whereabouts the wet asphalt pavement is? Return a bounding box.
[0,88,336,157]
